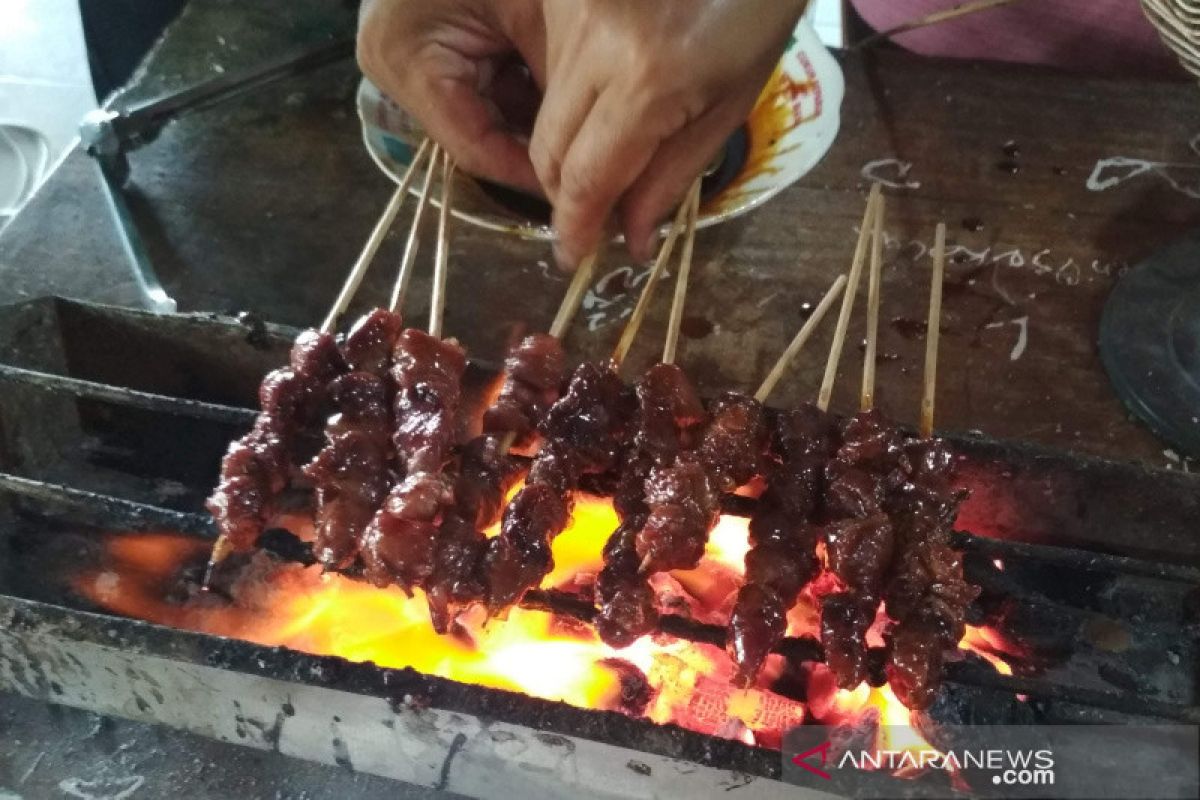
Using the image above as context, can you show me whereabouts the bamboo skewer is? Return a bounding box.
[854,0,1026,49]
[816,185,880,412]
[920,222,947,438]
[662,182,703,365]
[320,139,432,334]
[754,274,848,403]
[389,144,442,313]
[611,190,696,369]
[548,251,599,340]
[860,193,886,411]
[209,146,450,588]
[429,153,455,339]
[495,251,601,456]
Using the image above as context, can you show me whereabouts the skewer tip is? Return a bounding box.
[202,534,233,590]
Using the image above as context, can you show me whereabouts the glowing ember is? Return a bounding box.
[75,495,1018,753]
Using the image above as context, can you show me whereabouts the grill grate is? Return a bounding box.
[1,297,1199,792]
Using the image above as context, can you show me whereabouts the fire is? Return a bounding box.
[75,498,1018,756]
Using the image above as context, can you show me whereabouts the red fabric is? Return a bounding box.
[850,0,1185,79]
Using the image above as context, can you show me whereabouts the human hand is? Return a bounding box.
[533,0,809,268]
[357,0,546,195]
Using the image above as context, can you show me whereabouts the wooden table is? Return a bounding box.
[2,0,1199,470]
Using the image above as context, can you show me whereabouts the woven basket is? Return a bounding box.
[1142,0,1200,79]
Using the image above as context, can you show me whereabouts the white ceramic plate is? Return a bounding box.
[358,18,844,241]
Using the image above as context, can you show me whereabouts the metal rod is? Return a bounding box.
[116,38,355,145]
[0,473,214,536]
[0,362,257,426]
[93,160,177,314]
[943,660,1200,724]
[949,530,1200,585]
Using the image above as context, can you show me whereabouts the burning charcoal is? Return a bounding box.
[598,658,653,716]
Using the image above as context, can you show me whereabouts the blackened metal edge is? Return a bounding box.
[0,592,783,780]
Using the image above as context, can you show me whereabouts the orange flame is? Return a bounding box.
[76,496,1018,753]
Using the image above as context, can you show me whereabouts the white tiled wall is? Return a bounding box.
[0,0,95,224]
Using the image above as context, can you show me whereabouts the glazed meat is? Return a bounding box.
[820,592,876,690]
[726,405,833,684]
[360,471,455,593]
[453,434,523,530]
[341,309,404,377]
[697,392,767,492]
[635,452,719,574]
[482,333,567,446]
[483,483,570,614]
[425,513,490,633]
[634,363,705,467]
[594,516,658,648]
[391,329,467,474]
[304,372,394,568]
[824,513,894,596]
[482,362,633,614]
[207,329,344,552]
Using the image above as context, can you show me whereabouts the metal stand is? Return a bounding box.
[79,38,354,314]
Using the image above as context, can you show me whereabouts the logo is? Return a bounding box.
[790,740,833,780]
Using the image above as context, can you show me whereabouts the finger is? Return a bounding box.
[618,98,747,261]
[409,70,542,195]
[527,68,597,201]
[550,89,669,268]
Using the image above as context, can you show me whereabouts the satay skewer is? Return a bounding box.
[920,222,947,438]
[860,193,886,411]
[753,273,848,403]
[320,139,432,334]
[548,251,600,339]
[206,143,443,585]
[389,144,443,313]
[816,184,881,412]
[611,179,702,370]
[489,252,599,458]
[662,182,703,365]
[429,153,455,339]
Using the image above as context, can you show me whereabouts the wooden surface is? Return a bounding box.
[2,0,1200,470]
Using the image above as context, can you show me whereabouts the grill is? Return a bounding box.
[1,297,1198,798]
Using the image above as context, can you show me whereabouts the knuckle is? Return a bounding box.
[559,162,606,213]
[530,142,562,193]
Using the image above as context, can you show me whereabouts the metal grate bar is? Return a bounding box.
[3,473,1197,724]
[0,363,257,426]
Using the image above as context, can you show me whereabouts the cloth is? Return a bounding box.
[850,0,1185,78]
